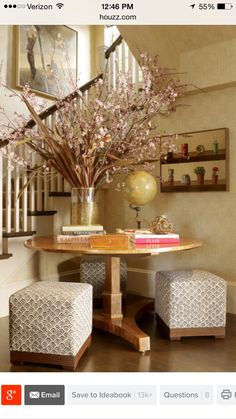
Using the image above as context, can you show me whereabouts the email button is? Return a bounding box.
[25,385,65,405]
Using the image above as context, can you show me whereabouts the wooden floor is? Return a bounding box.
[1,312,236,372]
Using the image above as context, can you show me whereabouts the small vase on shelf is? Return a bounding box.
[168,169,174,186]
[212,175,218,185]
[197,174,205,185]
[212,167,219,185]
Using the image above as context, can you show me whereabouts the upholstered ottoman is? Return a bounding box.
[9,282,92,370]
[155,270,226,341]
[80,256,127,305]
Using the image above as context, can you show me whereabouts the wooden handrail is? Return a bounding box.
[105,35,123,59]
[0,73,103,149]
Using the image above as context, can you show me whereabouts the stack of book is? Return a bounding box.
[130,231,180,246]
[56,224,104,243]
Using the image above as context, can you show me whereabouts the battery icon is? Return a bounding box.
[217,3,233,9]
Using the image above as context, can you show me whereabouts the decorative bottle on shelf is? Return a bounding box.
[181,174,191,185]
[212,138,219,154]
[181,143,188,157]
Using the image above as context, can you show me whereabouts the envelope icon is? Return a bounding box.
[29,391,40,399]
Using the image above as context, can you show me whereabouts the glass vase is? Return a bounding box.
[71,188,99,225]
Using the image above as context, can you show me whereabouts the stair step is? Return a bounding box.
[27,210,57,216]
[3,231,36,238]
[49,192,71,197]
[0,253,13,260]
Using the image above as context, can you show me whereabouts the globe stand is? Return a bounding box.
[129,204,142,229]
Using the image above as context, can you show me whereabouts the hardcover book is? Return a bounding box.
[62,224,104,232]
[132,233,179,239]
[56,234,90,243]
[131,238,180,244]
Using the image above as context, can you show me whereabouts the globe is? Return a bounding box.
[124,171,157,206]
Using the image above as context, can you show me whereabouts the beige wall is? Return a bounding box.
[108,26,236,312]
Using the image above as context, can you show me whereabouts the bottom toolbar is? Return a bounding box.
[1,372,236,419]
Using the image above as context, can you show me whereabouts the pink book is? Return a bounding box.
[133,238,180,244]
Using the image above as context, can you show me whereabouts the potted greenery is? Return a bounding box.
[212,167,219,185]
[194,166,205,185]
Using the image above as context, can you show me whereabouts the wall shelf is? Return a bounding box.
[160,128,229,193]
[161,149,226,164]
[161,180,227,193]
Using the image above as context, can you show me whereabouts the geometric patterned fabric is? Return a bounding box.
[155,270,226,329]
[80,256,127,299]
[9,281,92,356]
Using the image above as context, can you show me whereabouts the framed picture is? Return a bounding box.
[14,25,78,98]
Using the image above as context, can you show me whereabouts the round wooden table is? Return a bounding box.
[25,236,202,353]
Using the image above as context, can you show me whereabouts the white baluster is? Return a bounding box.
[36,154,43,211]
[28,148,35,230]
[22,145,28,232]
[57,172,63,193]
[107,55,112,89]
[128,51,136,84]
[5,145,12,233]
[29,150,35,212]
[50,114,57,193]
[44,168,49,210]
[48,111,63,195]
[14,165,20,232]
[64,179,71,193]
[115,44,122,89]
[43,118,50,210]
[0,150,3,254]
[135,59,140,86]
[121,40,128,72]
[109,52,115,87]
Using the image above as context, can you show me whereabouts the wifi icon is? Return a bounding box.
[56,3,64,9]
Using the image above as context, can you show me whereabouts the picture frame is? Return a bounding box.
[14,25,78,99]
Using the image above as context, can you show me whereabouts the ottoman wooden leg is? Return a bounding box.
[170,336,181,342]
[11,335,92,371]
[156,314,225,341]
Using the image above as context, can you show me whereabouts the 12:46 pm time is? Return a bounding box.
[101,3,134,10]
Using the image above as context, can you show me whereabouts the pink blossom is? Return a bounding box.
[0,53,186,189]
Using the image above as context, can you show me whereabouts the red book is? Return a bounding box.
[132,238,180,244]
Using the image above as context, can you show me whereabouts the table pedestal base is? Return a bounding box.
[93,297,154,352]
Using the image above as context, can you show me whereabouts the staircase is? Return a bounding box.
[0,34,142,259]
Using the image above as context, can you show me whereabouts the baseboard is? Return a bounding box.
[226,282,236,315]
[127,267,156,298]
[0,268,81,318]
[40,268,81,282]
[0,278,37,318]
[1,268,236,318]
[127,269,236,315]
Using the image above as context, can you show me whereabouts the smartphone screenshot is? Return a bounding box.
[0,0,235,418]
